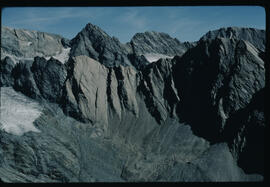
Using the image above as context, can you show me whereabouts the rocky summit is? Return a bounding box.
[0,23,266,182]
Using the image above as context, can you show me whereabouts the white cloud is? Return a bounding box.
[116,9,148,30]
[5,7,106,30]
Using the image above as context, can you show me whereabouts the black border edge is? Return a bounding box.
[0,0,268,7]
[0,0,269,185]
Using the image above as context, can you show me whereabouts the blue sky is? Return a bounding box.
[1,6,265,43]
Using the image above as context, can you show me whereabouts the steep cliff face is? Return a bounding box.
[173,37,264,138]
[61,55,179,145]
[222,88,265,175]
[0,24,266,182]
[172,32,265,175]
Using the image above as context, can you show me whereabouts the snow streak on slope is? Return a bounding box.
[143,53,173,63]
[244,41,265,67]
[0,87,42,136]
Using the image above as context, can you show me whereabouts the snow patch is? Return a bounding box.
[51,47,70,64]
[90,128,103,138]
[143,53,173,63]
[0,87,42,136]
[245,41,264,67]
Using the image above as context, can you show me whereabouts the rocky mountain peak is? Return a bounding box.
[69,23,132,67]
[200,27,265,51]
[130,30,188,56]
[84,22,111,38]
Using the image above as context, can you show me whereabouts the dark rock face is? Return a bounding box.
[182,41,197,49]
[222,88,265,175]
[12,57,67,102]
[129,31,188,56]
[200,27,265,51]
[172,35,265,175]
[70,23,132,67]
[0,56,15,87]
[172,37,265,141]
[12,61,41,99]
[31,57,67,102]
[61,38,71,48]
[127,53,150,70]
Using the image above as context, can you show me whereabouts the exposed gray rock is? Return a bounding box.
[138,58,180,123]
[121,143,262,182]
[200,27,265,51]
[1,26,69,63]
[129,31,189,56]
[70,23,132,68]
[0,56,15,87]
[63,56,111,128]
[62,55,180,134]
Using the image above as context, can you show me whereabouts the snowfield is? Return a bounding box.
[143,53,173,63]
[0,87,42,136]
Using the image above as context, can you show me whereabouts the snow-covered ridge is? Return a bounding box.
[143,53,173,63]
[0,87,42,136]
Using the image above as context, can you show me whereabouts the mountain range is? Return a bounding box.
[0,23,265,182]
